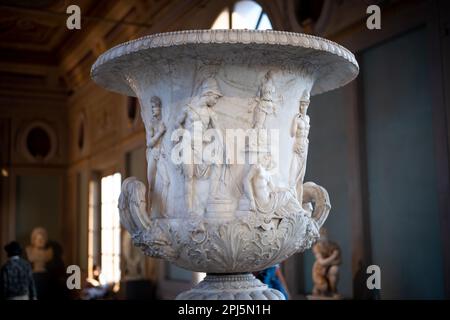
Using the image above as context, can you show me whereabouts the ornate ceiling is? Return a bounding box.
[0,0,107,95]
[1,0,349,97]
[0,0,218,96]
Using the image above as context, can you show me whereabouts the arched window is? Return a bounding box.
[211,0,273,30]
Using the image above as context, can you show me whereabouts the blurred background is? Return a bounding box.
[0,0,449,299]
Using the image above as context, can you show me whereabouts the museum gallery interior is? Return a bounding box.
[0,0,449,300]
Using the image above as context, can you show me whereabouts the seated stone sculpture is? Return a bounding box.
[243,154,303,218]
[311,228,341,299]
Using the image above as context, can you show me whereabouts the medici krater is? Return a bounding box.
[91,29,359,300]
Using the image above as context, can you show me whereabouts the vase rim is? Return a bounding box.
[91,29,359,97]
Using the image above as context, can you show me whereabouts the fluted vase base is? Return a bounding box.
[175,273,286,300]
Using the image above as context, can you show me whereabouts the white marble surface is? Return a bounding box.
[92,30,358,299]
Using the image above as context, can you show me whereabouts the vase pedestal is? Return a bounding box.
[176,273,285,300]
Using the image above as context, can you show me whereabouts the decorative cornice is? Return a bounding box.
[91,29,359,76]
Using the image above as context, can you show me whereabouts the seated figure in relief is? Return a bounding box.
[243,153,302,217]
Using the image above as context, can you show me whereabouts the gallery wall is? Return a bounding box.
[15,175,62,248]
[361,27,444,299]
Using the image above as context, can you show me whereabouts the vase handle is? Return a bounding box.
[302,182,331,229]
[118,177,151,239]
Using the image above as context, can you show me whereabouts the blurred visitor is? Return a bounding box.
[254,264,290,299]
[81,265,114,299]
[0,241,37,300]
[46,240,70,300]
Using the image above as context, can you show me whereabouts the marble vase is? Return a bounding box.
[91,29,359,300]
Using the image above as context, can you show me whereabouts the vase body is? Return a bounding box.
[91,30,359,299]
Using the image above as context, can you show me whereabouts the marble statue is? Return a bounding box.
[311,228,342,299]
[244,153,302,219]
[91,29,359,299]
[289,90,311,202]
[248,71,278,151]
[145,96,167,210]
[174,77,222,216]
[26,227,52,273]
[249,71,277,130]
[145,96,170,217]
